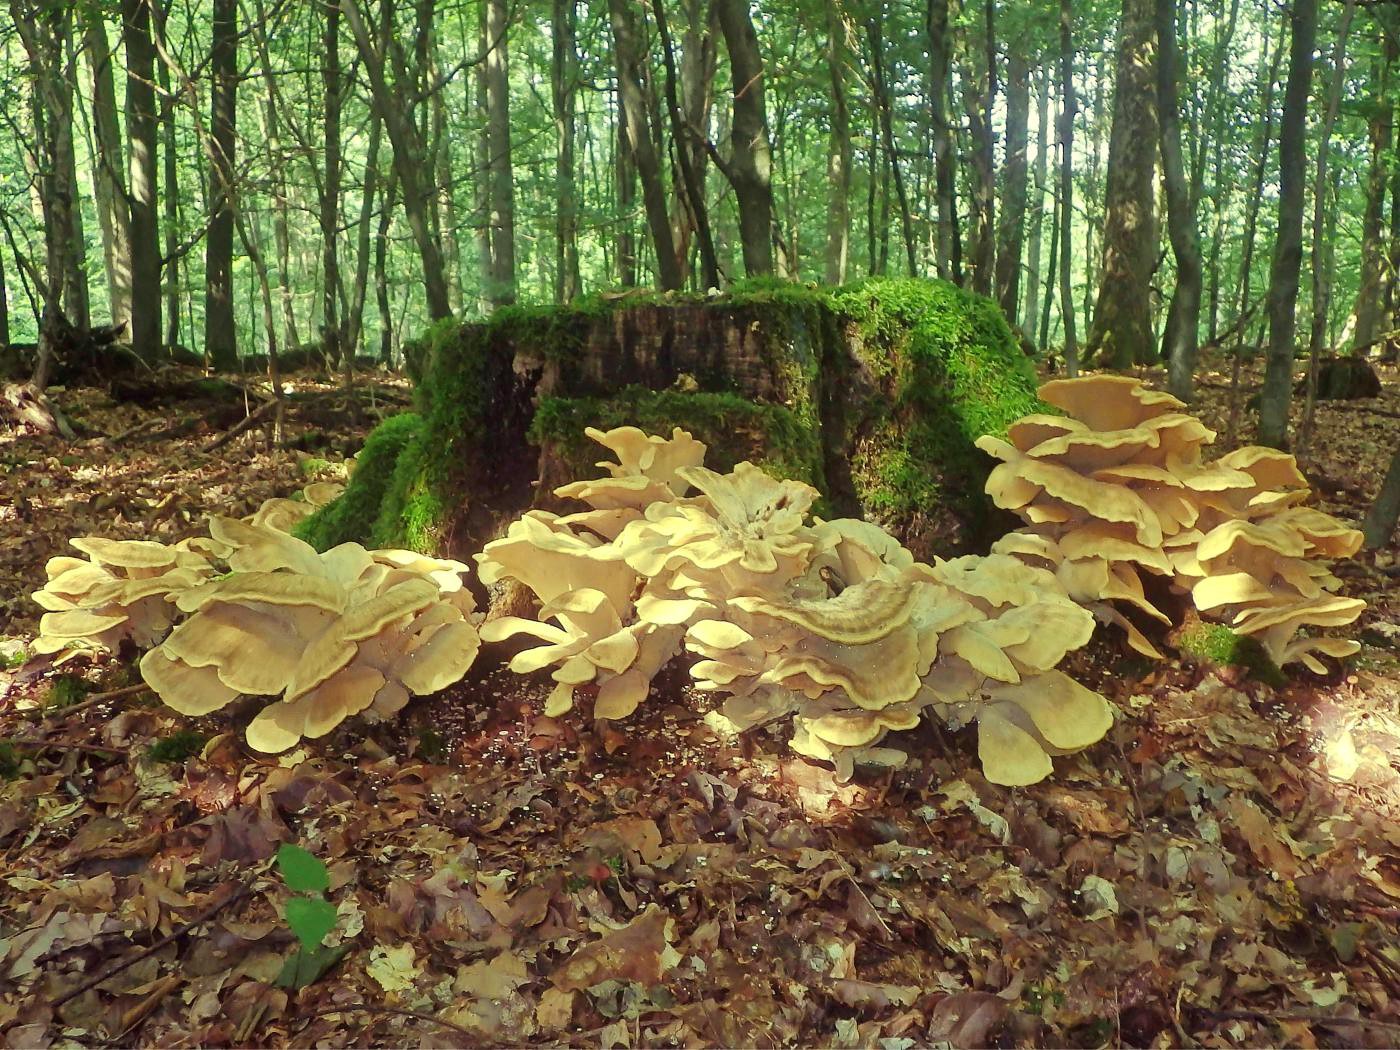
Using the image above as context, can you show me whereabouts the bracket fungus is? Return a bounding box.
[981,376,1364,672]
[138,516,481,751]
[31,537,217,661]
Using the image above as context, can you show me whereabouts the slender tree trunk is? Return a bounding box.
[962,0,996,294]
[552,0,582,301]
[1257,0,1317,449]
[348,114,382,357]
[341,0,451,320]
[1085,0,1157,370]
[609,0,682,289]
[1023,72,1050,336]
[376,173,397,363]
[824,4,851,283]
[1040,162,1061,351]
[484,0,517,304]
[203,0,237,368]
[321,0,343,360]
[1351,34,1395,349]
[1158,0,1202,401]
[83,14,132,332]
[714,0,778,277]
[122,0,161,361]
[867,14,916,275]
[616,82,638,287]
[995,48,1030,321]
[654,0,719,289]
[927,0,959,281]
[1363,442,1400,549]
[1298,0,1357,453]
[1057,0,1078,375]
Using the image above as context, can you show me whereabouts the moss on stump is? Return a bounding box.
[304,277,1038,561]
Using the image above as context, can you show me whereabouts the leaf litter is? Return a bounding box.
[0,365,1397,1047]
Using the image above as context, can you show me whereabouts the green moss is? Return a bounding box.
[146,729,209,764]
[827,277,1040,529]
[530,386,826,500]
[45,674,90,710]
[297,457,334,477]
[293,413,423,551]
[1178,621,1287,687]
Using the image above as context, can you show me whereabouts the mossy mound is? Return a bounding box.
[1176,620,1287,687]
[303,278,1039,561]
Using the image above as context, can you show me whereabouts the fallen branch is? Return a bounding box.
[1196,1007,1400,1036]
[28,682,152,722]
[5,739,129,759]
[51,882,253,1009]
[297,1005,481,1042]
[202,396,280,453]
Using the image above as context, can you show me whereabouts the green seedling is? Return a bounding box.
[273,844,350,989]
[45,675,90,709]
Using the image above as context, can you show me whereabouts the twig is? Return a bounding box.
[202,396,280,453]
[28,682,151,722]
[298,1005,482,1042]
[1196,1007,1400,1036]
[51,883,253,1009]
[7,739,130,758]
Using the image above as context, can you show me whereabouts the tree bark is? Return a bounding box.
[1057,0,1078,375]
[341,0,451,320]
[1085,0,1157,370]
[608,0,683,290]
[484,0,517,305]
[653,0,720,289]
[322,0,343,359]
[552,0,582,301]
[1363,442,1400,549]
[824,4,851,284]
[867,15,916,275]
[348,114,382,358]
[714,0,777,277]
[1351,30,1395,350]
[155,8,179,349]
[995,48,1030,322]
[1023,71,1050,336]
[1157,0,1202,401]
[962,0,996,294]
[203,0,237,368]
[83,13,132,332]
[927,0,960,282]
[121,0,161,360]
[1256,0,1317,449]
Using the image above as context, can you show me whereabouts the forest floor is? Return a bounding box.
[0,357,1398,1048]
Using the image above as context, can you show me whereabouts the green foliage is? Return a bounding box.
[293,412,423,551]
[1177,621,1287,687]
[0,641,27,670]
[296,457,335,477]
[0,742,21,781]
[272,843,348,989]
[145,730,208,764]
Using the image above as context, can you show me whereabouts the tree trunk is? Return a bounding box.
[341,0,451,321]
[322,0,343,360]
[616,82,638,288]
[1057,0,1078,375]
[1363,442,1400,549]
[867,15,916,275]
[203,0,237,368]
[962,0,996,294]
[155,9,179,349]
[552,0,582,301]
[608,0,683,290]
[1157,0,1202,401]
[995,48,1030,322]
[1085,0,1157,370]
[1351,33,1395,350]
[348,114,382,358]
[484,0,517,305]
[1023,71,1050,336]
[83,13,132,332]
[653,0,720,289]
[376,173,397,364]
[824,4,851,284]
[927,0,960,282]
[1256,0,1317,449]
[1298,0,1357,453]
[715,0,777,277]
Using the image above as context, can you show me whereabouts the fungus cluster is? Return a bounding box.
[979,375,1363,671]
[481,426,1113,785]
[141,517,480,751]
[31,537,220,661]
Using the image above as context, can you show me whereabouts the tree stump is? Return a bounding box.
[296,279,1041,564]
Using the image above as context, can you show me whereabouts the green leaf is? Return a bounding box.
[276,843,330,894]
[274,943,351,989]
[285,896,338,951]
